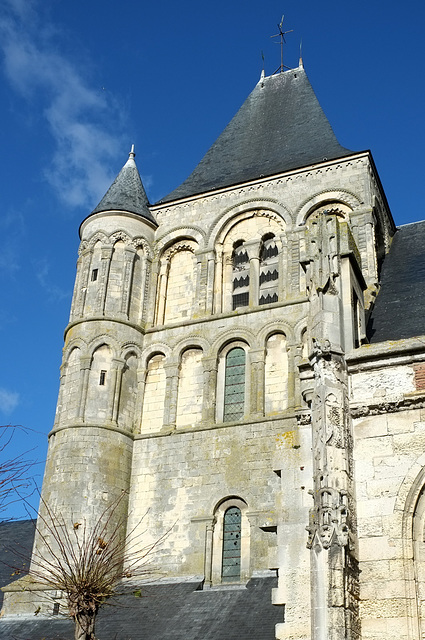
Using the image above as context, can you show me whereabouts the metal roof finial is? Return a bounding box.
[129,144,136,159]
[271,15,293,74]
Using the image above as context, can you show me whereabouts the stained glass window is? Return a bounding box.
[223,347,246,422]
[221,507,241,582]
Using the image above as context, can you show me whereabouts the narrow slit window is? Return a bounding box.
[91,268,98,282]
[99,370,106,386]
[52,602,60,615]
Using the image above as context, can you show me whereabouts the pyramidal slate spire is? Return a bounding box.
[159,65,353,203]
[91,147,156,225]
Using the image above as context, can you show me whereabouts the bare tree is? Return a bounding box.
[0,425,34,518]
[18,492,166,640]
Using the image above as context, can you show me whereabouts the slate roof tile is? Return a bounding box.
[367,220,425,342]
[159,66,353,203]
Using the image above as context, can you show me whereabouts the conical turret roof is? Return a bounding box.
[91,148,156,225]
[159,66,353,203]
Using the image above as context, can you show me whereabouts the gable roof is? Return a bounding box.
[159,65,353,203]
[367,220,425,342]
[90,149,157,225]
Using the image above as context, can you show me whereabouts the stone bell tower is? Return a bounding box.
[4,59,412,640]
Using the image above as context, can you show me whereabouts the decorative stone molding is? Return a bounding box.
[306,487,349,549]
[351,391,425,417]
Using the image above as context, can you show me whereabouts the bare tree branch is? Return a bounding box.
[10,491,169,640]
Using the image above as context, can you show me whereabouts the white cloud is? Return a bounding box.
[0,388,19,415]
[0,1,124,209]
[35,257,70,301]
[0,209,26,277]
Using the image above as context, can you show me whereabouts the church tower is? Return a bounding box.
[3,63,402,640]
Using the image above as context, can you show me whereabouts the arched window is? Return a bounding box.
[176,348,204,428]
[264,333,288,414]
[85,344,112,423]
[221,506,242,582]
[259,235,279,305]
[118,352,138,432]
[105,240,125,315]
[141,354,166,434]
[232,242,250,310]
[223,347,246,422]
[84,240,103,315]
[208,497,249,586]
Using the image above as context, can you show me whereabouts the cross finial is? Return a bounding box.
[270,15,293,74]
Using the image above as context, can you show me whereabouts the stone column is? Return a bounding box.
[286,341,297,410]
[204,518,215,588]
[155,258,169,325]
[162,363,179,430]
[245,239,260,307]
[78,356,92,422]
[202,356,218,425]
[141,255,153,324]
[98,246,113,315]
[194,251,205,316]
[54,363,66,427]
[248,348,265,418]
[110,358,126,425]
[134,366,147,433]
[121,247,137,318]
[222,251,233,313]
[213,246,223,314]
[205,250,216,315]
[77,248,93,318]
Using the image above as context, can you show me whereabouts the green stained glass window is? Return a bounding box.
[223,347,245,421]
[221,507,241,582]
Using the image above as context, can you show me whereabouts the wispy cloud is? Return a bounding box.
[0,0,124,209]
[0,388,19,415]
[35,257,70,301]
[0,209,26,277]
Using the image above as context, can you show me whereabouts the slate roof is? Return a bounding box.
[159,65,353,203]
[367,220,425,342]
[90,149,157,225]
[0,520,35,610]
[0,521,281,640]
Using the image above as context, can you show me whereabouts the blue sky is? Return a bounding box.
[1,0,424,518]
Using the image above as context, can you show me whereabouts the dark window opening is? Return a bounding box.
[232,292,249,310]
[53,602,60,615]
[233,275,250,290]
[91,268,98,282]
[259,292,279,306]
[99,370,106,386]
[259,269,278,285]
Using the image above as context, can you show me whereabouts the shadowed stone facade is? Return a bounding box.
[3,64,425,640]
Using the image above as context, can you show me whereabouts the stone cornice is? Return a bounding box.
[351,390,425,418]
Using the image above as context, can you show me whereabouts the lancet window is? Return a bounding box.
[223,347,246,422]
[232,243,250,310]
[259,234,279,305]
[221,507,242,582]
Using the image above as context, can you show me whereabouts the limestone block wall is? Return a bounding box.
[126,417,290,580]
[350,354,425,640]
[32,425,133,581]
[152,152,393,315]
